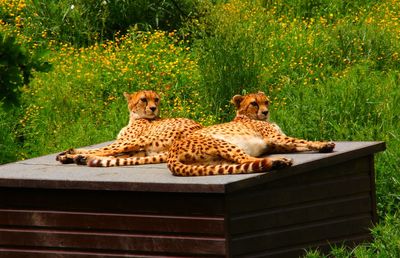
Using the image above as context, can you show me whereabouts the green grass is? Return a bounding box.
[1,0,400,256]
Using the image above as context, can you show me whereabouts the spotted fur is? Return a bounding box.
[167,92,335,176]
[56,90,202,166]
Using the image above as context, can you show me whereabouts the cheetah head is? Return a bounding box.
[124,90,160,119]
[231,91,270,121]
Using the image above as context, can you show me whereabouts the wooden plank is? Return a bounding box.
[228,174,372,214]
[0,248,224,258]
[0,188,227,256]
[0,188,225,216]
[230,193,372,234]
[230,214,373,255]
[262,156,370,189]
[0,228,226,256]
[368,156,379,224]
[0,209,224,235]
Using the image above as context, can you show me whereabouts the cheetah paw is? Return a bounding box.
[56,148,76,164]
[73,154,88,165]
[318,142,335,153]
[271,157,293,169]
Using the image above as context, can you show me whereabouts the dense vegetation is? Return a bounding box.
[1,0,400,256]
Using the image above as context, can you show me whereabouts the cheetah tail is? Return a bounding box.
[167,156,292,176]
[87,153,168,167]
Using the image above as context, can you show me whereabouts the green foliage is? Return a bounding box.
[0,103,20,163]
[331,23,400,71]
[0,32,51,105]
[263,0,378,19]
[0,33,24,104]
[191,0,400,121]
[369,214,400,257]
[193,1,272,119]
[273,66,400,139]
[23,0,202,46]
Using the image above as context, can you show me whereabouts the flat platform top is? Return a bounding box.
[0,141,385,193]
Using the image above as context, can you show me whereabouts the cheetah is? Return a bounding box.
[56,90,203,166]
[167,91,335,176]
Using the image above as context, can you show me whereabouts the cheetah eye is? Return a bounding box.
[154,98,159,103]
[251,101,258,107]
[140,97,147,103]
[265,101,269,105]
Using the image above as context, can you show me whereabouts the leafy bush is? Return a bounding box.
[0,103,20,163]
[0,32,51,105]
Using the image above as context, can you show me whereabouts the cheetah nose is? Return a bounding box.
[150,106,157,112]
[262,110,269,116]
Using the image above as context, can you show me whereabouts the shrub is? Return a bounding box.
[0,103,20,163]
[0,32,51,105]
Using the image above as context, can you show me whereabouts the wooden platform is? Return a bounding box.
[0,141,385,257]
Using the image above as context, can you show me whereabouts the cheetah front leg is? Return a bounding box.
[265,134,335,154]
[85,152,168,167]
[56,138,148,165]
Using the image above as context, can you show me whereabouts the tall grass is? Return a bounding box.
[20,0,202,46]
[193,0,400,121]
[263,0,379,19]
[193,1,270,119]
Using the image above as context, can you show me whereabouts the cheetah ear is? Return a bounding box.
[123,92,131,100]
[257,91,266,96]
[231,95,244,108]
